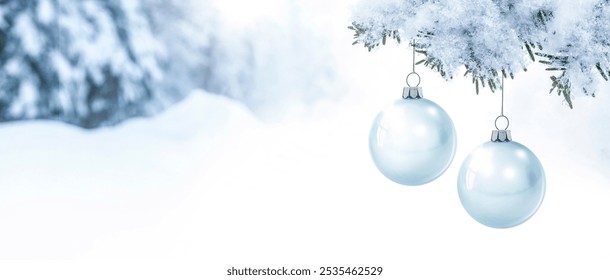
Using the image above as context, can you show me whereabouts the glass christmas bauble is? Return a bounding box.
[457,141,545,228]
[369,98,457,185]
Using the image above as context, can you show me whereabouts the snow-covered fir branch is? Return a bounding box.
[351,0,610,107]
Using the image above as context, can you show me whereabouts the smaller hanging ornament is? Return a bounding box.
[457,78,545,228]
[369,43,457,186]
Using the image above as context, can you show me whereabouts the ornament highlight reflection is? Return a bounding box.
[369,98,456,186]
[457,141,545,228]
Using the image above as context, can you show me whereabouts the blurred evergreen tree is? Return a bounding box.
[0,0,211,128]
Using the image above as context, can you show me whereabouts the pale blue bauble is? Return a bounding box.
[369,98,457,186]
[457,141,545,228]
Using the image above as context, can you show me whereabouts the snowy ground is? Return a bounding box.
[1,1,610,279]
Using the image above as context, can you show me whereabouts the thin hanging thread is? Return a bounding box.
[494,75,510,130]
[501,76,504,116]
[406,40,421,87]
[412,40,416,73]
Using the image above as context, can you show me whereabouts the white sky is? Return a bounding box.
[0,1,609,279]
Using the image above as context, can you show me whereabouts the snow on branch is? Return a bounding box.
[351,0,610,107]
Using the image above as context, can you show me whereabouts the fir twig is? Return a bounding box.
[596,63,609,81]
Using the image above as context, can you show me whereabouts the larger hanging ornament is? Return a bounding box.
[457,79,545,228]
[369,44,457,186]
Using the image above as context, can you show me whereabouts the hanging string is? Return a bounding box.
[495,75,510,130]
[412,40,416,73]
[501,75,504,116]
[406,40,420,87]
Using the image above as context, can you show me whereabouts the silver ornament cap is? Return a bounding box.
[491,115,511,142]
[403,71,423,99]
[402,86,423,99]
[491,129,512,142]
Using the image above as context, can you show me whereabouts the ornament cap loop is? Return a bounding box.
[406,72,421,87]
[494,115,510,130]
[402,87,423,99]
[491,130,512,142]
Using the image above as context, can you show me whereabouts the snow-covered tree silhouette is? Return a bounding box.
[0,0,335,128]
[0,0,213,128]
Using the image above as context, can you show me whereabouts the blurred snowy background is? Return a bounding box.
[0,0,609,279]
